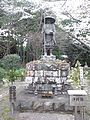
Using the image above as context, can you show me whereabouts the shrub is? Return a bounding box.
[0,67,6,83]
[1,54,21,70]
[0,54,22,84]
[68,61,80,87]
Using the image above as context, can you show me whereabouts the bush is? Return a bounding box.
[0,67,6,83]
[15,68,25,77]
[1,54,21,70]
[0,54,22,84]
[6,69,17,83]
[84,70,90,85]
[52,47,61,59]
[68,61,80,86]
[6,68,25,83]
[2,106,14,120]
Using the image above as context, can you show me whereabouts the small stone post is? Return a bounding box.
[9,85,16,114]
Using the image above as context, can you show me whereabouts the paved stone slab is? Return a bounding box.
[15,112,74,120]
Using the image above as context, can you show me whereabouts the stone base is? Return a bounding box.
[16,90,73,113]
[41,55,56,61]
[17,100,72,112]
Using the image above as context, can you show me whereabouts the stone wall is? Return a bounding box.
[17,97,74,113]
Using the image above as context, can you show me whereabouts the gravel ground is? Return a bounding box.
[15,112,74,120]
[14,81,90,120]
[0,81,90,120]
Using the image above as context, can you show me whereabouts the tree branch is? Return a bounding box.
[62,11,82,23]
[60,28,90,52]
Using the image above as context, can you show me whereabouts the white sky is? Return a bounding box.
[26,0,86,21]
[27,0,85,12]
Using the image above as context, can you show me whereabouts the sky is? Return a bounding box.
[26,0,86,21]
[26,0,85,12]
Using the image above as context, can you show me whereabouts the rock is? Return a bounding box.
[17,100,33,111]
[54,102,65,111]
[44,102,54,111]
[32,101,44,112]
[65,102,74,112]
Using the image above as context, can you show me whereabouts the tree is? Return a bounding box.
[1,0,90,66]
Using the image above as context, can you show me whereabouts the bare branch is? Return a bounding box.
[61,0,68,7]
[60,28,90,52]
[62,11,82,23]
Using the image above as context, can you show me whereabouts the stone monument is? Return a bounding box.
[25,15,70,96]
[17,15,74,113]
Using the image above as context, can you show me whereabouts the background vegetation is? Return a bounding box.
[0,54,25,84]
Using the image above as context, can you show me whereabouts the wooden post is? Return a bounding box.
[82,106,85,120]
[9,86,16,114]
[80,106,85,120]
[74,106,77,120]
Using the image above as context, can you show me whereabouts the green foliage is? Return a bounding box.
[16,10,41,34]
[2,107,14,120]
[0,67,6,82]
[1,54,21,70]
[86,70,90,80]
[6,68,25,83]
[0,54,26,83]
[52,47,61,59]
[36,48,42,59]
[0,54,22,83]
[0,11,6,27]
[69,61,80,86]
[6,69,17,83]
[84,70,90,85]
[61,19,77,26]
[15,68,25,78]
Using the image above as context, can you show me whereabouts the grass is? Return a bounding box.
[2,106,14,120]
[0,95,14,120]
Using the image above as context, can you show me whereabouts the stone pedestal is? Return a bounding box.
[41,55,56,61]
